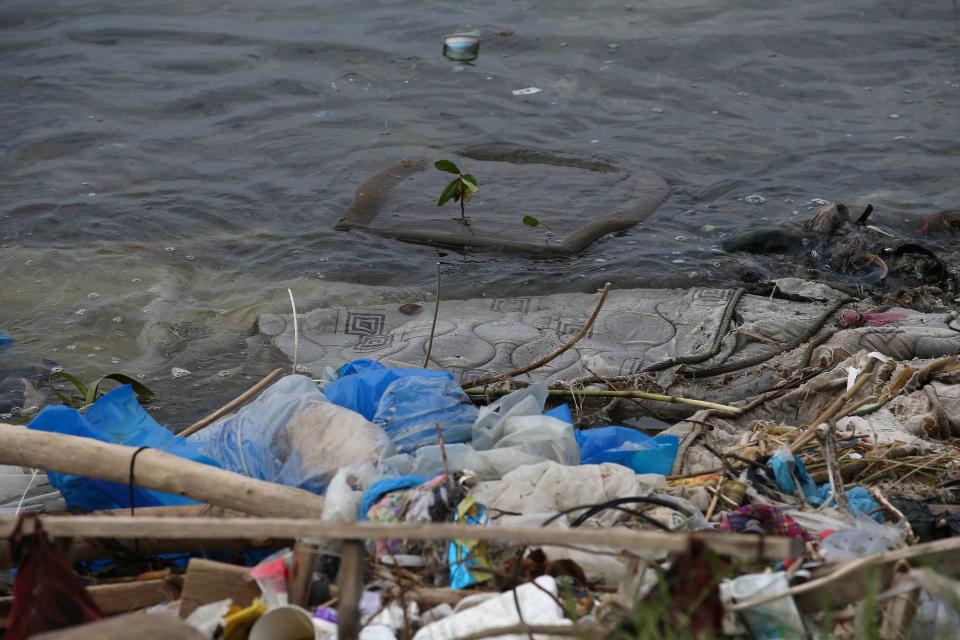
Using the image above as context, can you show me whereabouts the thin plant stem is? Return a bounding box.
[423,261,441,368]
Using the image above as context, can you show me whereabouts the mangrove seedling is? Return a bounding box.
[435,159,479,218]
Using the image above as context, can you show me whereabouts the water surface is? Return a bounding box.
[2,0,958,425]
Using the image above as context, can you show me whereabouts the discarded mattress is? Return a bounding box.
[258,278,960,408]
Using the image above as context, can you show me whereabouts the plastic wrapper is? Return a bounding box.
[384,444,545,482]
[448,496,493,589]
[190,375,394,494]
[249,552,290,608]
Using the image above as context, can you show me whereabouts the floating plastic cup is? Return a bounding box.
[443,33,480,62]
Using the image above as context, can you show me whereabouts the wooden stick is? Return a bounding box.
[435,422,453,499]
[704,477,723,521]
[288,288,300,375]
[90,504,245,518]
[0,535,288,569]
[288,541,320,608]
[0,424,325,518]
[730,553,882,611]
[462,283,611,388]
[338,540,366,640]
[0,578,181,617]
[464,387,742,415]
[180,368,284,437]
[423,261,441,369]
[0,515,804,560]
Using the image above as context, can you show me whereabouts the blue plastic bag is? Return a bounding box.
[28,385,219,511]
[770,448,882,521]
[324,363,450,421]
[0,333,12,348]
[576,427,679,476]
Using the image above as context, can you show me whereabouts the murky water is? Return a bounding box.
[2,0,959,426]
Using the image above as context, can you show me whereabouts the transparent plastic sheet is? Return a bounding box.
[381,384,579,481]
[472,384,549,450]
[190,375,393,495]
[383,444,546,482]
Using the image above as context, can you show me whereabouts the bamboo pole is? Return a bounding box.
[464,387,743,415]
[0,424,325,518]
[0,516,804,560]
[338,541,366,640]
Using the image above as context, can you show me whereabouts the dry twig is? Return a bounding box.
[462,282,611,388]
[180,368,284,437]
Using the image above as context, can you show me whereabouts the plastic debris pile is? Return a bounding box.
[3,305,960,639]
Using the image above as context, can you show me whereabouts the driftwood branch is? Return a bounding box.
[0,424,325,517]
[0,515,804,560]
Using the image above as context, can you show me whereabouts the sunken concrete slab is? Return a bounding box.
[336,154,669,256]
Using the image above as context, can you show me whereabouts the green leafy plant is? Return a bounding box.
[435,159,479,218]
[48,371,155,410]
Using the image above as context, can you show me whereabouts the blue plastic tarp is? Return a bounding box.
[326,361,476,454]
[576,427,679,476]
[28,384,220,511]
[0,333,12,348]
[373,376,476,454]
[324,362,450,421]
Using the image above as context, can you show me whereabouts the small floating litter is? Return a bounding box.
[443,33,480,62]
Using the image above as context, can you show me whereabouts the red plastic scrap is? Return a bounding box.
[841,310,908,327]
[6,514,103,639]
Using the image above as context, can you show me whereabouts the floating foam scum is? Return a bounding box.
[336,153,669,256]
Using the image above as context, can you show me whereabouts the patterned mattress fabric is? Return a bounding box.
[258,279,960,406]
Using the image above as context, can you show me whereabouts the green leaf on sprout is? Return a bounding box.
[522,215,541,228]
[438,178,461,206]
[461,174,479,191]
[434,159,460,174]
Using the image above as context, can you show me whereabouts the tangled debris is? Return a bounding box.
[1,269,960,640]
